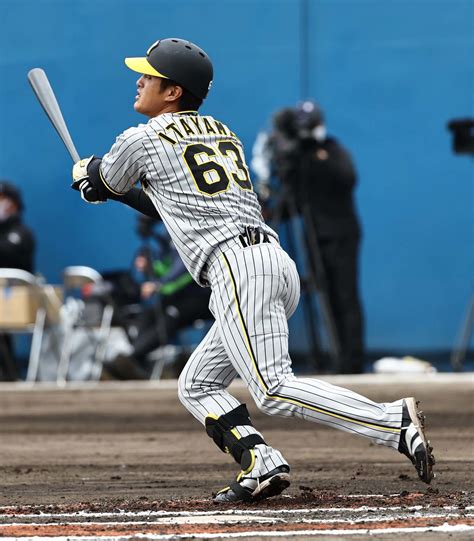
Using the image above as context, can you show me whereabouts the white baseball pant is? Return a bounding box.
[178,238,403,475]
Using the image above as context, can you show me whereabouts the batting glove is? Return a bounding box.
[71,156,107,204]
[76,178,106,204]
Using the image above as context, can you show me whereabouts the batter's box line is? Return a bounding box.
[0,504,473,520]
[0,492,448,514]
[0,524,474,540]
[2,511,473,527]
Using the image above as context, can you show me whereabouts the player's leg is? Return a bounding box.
[178,321,289,501]
[178,321,239,420]
[208,242,434,484]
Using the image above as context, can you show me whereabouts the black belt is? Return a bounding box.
[238,226,270,248]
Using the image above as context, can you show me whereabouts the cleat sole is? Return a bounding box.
[253,473,290,502]
[405,397,435,484]
[214,469,290,504]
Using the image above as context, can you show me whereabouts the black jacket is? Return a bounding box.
[0,215,35,272]
[287,137,361,239]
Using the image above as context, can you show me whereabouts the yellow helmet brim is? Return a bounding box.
[124,57,169,79]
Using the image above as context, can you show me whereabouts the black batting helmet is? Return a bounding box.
[125,38,213,100]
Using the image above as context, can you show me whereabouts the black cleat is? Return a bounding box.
[398,397,435,484]
[213,465,290,503]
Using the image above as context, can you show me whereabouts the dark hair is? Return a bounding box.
[0,180,23,211]
[160,78,203,111]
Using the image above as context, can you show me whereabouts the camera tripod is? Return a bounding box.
[271,184,342,372]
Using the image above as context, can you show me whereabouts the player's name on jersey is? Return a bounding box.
[155,115,236,146]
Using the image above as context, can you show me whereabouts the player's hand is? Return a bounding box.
[71,156,107,204]
[72,156,94,184]
[75,178,106,204]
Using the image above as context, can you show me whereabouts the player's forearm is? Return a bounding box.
[108,187,161,220]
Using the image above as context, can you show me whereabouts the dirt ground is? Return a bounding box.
[0,374,472,510]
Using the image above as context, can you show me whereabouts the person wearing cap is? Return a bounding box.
[69,38,434,504]
[0,180,36,380]
[0,180,35,273]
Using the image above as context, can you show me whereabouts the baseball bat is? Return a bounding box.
[27,68,80,162]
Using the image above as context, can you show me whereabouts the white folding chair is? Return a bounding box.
[57,266,114,384]
[0,268,47,382]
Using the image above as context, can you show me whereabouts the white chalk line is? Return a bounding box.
[0,523,473,540]
[0,517,278,527]
[0,504,472,520]
[0,494,425,511]
[1,512,473,528]
[300,512,473,524]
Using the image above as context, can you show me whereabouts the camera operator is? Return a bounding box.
[252,102,365,374]
[104,216,211,379]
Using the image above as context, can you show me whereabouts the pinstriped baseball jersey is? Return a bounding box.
[100,111,277,285]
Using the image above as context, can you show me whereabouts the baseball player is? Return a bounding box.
[71,38,435,503]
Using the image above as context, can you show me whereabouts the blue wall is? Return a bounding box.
[1,0,472,351]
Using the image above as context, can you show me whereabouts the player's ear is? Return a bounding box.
[165,84,183,103]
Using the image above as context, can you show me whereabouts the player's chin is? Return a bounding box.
[134,100,145,114]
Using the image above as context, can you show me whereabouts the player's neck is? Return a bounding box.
[148,103,182,118]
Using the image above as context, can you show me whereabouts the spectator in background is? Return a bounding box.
[0,180,36,380]
[104,217,211,379]
[0,181,35,272]
[252,102,365,374]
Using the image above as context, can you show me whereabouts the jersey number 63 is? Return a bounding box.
[183,141,252,196]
